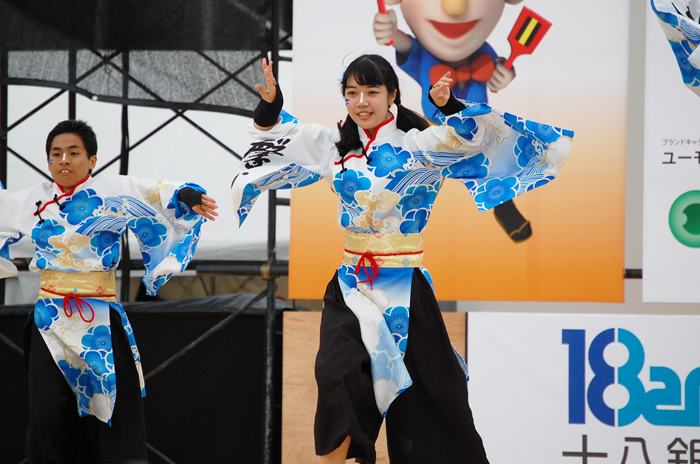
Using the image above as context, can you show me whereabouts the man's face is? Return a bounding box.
[47,133,97,191]
[400,0,506,63]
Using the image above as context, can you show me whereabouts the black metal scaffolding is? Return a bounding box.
[0,0,293,462]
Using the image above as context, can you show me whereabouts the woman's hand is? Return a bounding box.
[255,58,277,103]
[430,71,453,107]
[192,194,219,221]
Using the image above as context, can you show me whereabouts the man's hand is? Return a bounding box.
[430,71,453,108]
[487,58,516,92]
[192,194,218,221]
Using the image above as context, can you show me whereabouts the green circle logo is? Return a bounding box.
[669,190,700,248]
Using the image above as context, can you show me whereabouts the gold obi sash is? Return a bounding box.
[342,232,424,288]
[39,270,117,322]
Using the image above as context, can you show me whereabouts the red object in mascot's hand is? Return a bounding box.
[377,0,395,46]
[504,6,552,69]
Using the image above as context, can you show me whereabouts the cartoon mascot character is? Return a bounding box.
[374,0,534,242]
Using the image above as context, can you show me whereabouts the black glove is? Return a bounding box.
[254,84,283,127]
[428,88,466,116]
[177,187,203,209]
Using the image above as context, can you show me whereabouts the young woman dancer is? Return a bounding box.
[232,54,572,463]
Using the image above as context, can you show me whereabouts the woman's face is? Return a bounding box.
[344,75,397,137]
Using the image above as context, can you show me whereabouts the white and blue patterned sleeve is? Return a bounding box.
[118,176,207,295]
[411,101,574,212]
[231,110,337,226]
[0,186,24,278]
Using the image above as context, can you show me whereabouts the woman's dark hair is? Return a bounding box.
[45,120,98,158]
[336,54,428,159]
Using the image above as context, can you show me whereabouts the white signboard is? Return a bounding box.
[469,312,700,464]
[644,0,700,302]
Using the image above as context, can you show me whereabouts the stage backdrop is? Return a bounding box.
[288,0,626,301]
[469,312,700,464]
[644,0,700,302]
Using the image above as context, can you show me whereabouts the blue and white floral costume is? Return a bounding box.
[0,174,206,424]
[232,102,573,417]
[651,0,700,96]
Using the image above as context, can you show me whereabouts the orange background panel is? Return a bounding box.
[289,85,626,302]
[289,128,624,302]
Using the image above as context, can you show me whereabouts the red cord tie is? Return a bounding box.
[40,287,115,323]
[63,294,95,323]
[345,248,423,290]
[354,252,381,290]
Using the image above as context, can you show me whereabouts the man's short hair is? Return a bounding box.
[45,120,98,158]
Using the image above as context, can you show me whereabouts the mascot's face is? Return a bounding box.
[399,0,506,63]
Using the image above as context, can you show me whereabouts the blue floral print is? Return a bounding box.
[84,351,109,376]
[32,219,65,250]
[400,209,429,234]
[474,178,518,210]
[524,122,560,145]
[447,116,478,141]
[172,234,194,264]
[90,230,120,256]
[385,306,409,340]
[526,176,555,192]
[334,170,371,205]
[82,325,112,352]
[442,154,488,179]
[505,113,574,143]
[338,265,359,288]
[103,373,117,394]
[58,360,82,387]
[368,144,410,178]
[62,190,103,225]
[515,137,541,168]
[385,306,409,354]
[398,185,437,215]
[128,217,168,249]
[34,300,60,330]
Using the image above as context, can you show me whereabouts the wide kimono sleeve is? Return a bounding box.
[651,0,700,96]
[231,110,338,226]
[0,186,26,278]
[119,176,206,295]
[409,101,573,212]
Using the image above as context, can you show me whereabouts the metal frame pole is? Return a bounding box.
[68,48,76,119]
[119,49,131,302]
[0,49,8,305]
[262,0,282,461]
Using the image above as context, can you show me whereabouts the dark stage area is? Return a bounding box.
[0,294,288,464]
